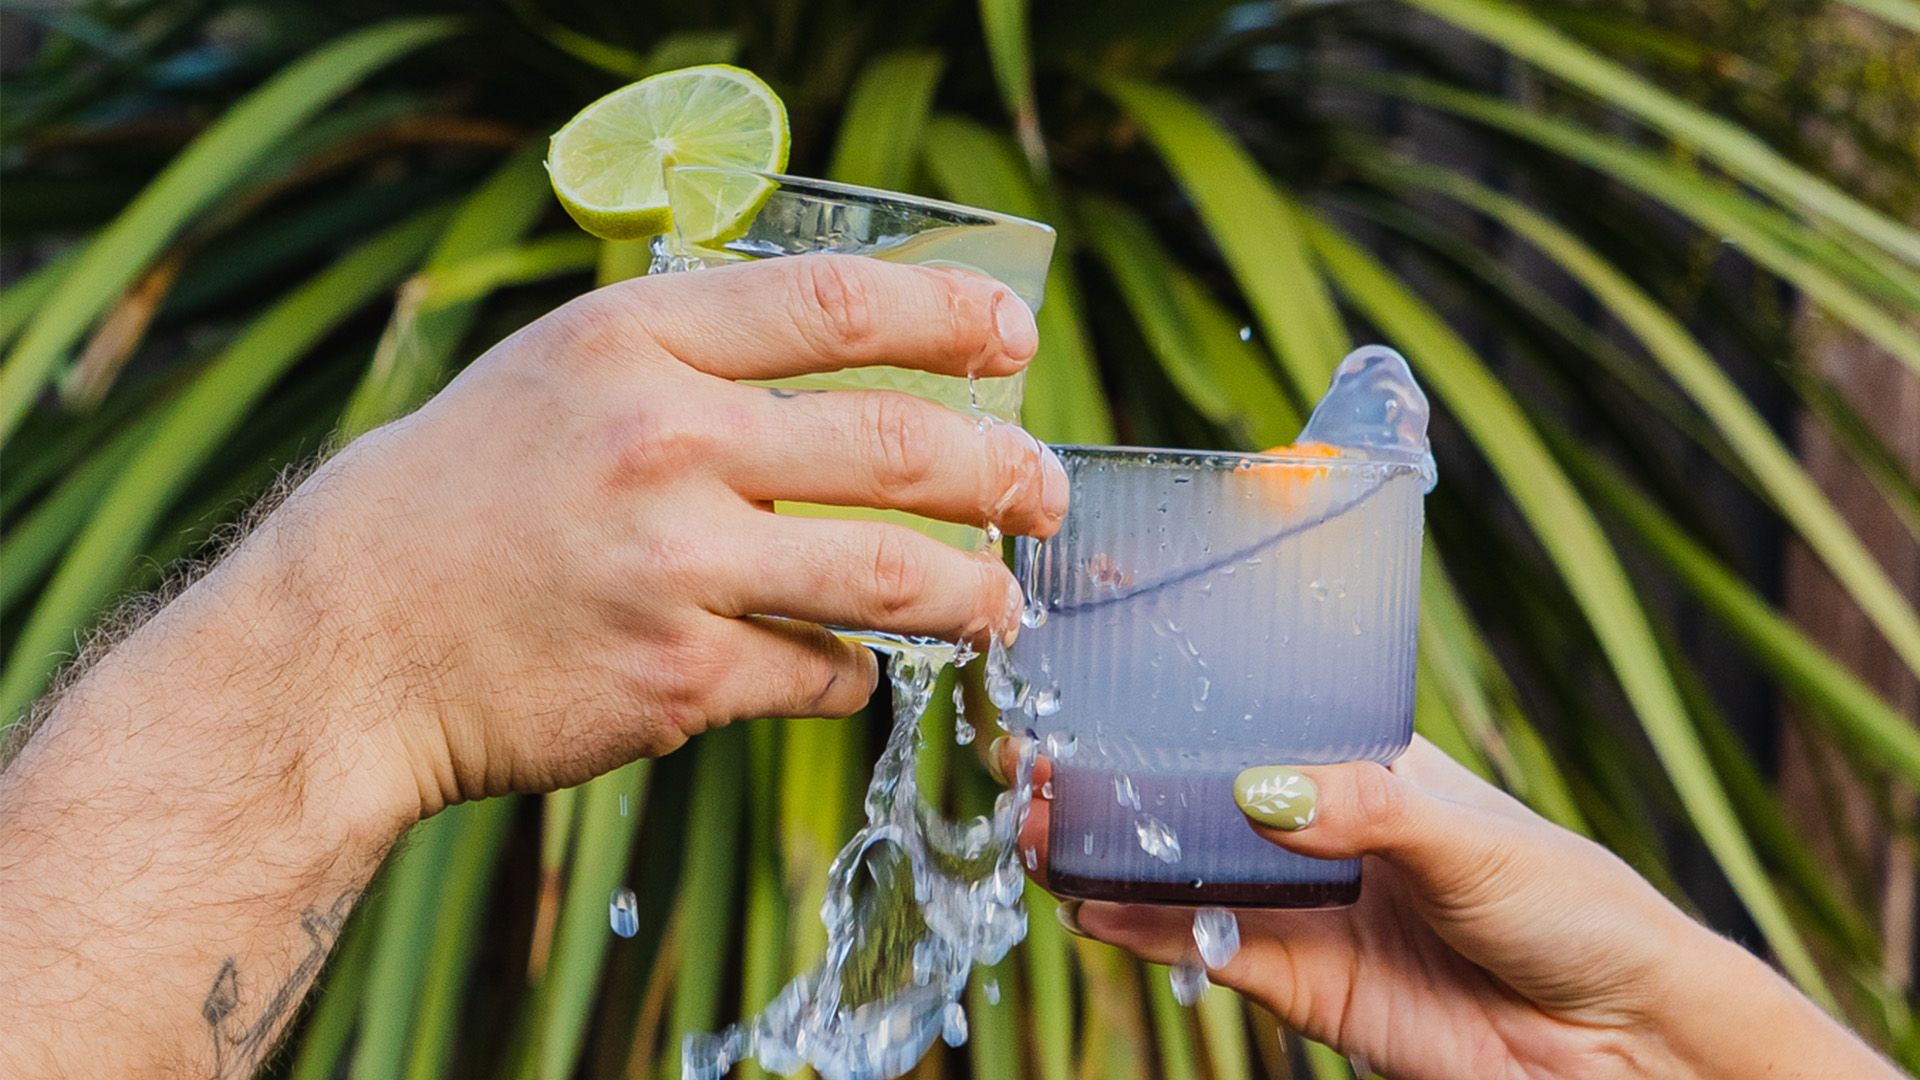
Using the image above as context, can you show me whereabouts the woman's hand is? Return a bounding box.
[1010,736,1901,1080]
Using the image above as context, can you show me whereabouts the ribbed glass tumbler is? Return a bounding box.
[1011,446,1427,907]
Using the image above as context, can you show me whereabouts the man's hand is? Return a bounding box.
[274,253,1065,814]
[0,254,1066,1078]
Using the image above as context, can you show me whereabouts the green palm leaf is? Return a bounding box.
[1299,210,1833,1008]
[1404,0,1920,266]
[1097,76,1346,399]
[0,207,449,726]
[1376,160,1920,686]
[0,17,462,446]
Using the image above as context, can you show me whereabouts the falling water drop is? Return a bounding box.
[609,887,639,938]
[1193,907,1241,969]
[1040,779,1054,799]
[1169,959,1209,1005]
[983,978,1001,1005]
[942,1001,970,1047]
[1237,325,1253,342]
[954,716,976,745]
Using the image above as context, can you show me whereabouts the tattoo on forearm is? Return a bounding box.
[201,888,358,1079]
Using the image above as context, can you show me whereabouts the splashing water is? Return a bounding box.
[1192,907,1240,969]
[609,888,639,939]
[1295,345,1437,492]
[941,1002,969,1047]
[1169,959,1209,1005]
[683,646,1036,1080]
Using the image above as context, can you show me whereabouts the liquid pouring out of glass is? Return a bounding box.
[647,166,1438,1074]
[643,168,1059,1080]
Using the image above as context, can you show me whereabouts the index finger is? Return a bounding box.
[612,254,1040,381]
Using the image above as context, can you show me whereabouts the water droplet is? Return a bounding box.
[1352,615,1363,635]
[1021,594,1048,628]
[1191,676,1211,710]
[1308,578,1329,601]
[1031,685,1061,717]
[1169,959,1209,1005]
[1024,846,1038,871]
[982,522,1002,548]
[609,887,639,938]
[1193,907,1241,969]
[1042,732,1077,759]
[1083,833,1095,855]
[984,978,1000,1005]
[1135,815,1182,863]
[618,794,629,817]
[1040,780,1054,799]
[974,414,993,433]
[942,1001,969,1047]
[1114,774,1141,810]
[954,717,976,745]
[1237,325,1253,342]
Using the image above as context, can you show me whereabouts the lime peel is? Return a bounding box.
[548,64,789,242]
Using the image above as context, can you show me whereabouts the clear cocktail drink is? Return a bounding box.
[1010,347,1436,907]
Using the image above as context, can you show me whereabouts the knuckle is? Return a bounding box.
[653,628,736,731]
[605,410,712,487]
[867,529,928,621]
[1348,763,1411,843]
[867,393,938,495]
[792,256,877,353]
[792,645,856,717]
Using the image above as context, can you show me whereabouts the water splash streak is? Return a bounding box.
[684,646,1035,1080]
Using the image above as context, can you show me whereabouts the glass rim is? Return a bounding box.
[1046,443,1428,473]
[664,163,1055,238]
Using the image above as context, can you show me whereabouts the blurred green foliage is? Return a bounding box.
[3,0,1917,1076]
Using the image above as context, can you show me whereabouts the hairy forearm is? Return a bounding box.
[0,518,417,1078]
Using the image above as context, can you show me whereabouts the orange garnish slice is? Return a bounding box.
[1257,441,1344,516]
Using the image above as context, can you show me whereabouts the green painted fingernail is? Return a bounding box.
[1055,899,1090,938]
[1235,766,1317,830]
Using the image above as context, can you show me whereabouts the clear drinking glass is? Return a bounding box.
[1010,440,1428,907]
[653,166,1053,421]
[649,166,1056,653]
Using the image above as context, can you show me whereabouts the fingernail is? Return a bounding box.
[994,292,1039,363]
[1055,899,1090,939]
[1234,765,1317,830]
[1037,442,1070,524]
[987,736,1011,786]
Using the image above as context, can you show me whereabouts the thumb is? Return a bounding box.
[1232,760,1539,903]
